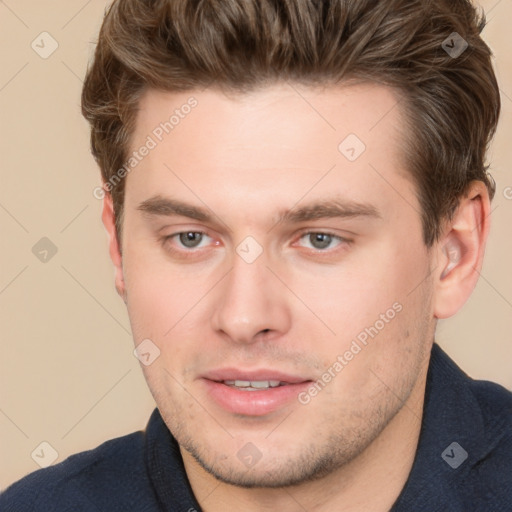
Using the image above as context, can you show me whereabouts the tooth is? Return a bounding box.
[250,381,270,389]
[223,379,285,389]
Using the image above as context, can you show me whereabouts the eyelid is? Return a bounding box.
[293,230,351,251]
[296,229,350,241]
[166,230,215,248]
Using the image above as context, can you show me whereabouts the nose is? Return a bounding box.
[210,250,292,345]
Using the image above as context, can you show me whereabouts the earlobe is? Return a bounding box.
[433,181,490,319]
[101,192,126,302]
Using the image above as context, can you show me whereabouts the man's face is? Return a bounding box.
[119,83,436,486]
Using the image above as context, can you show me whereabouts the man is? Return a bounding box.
[2,0,511,510]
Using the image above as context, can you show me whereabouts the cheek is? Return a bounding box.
[286,248,412,341]
[294,238,432,368]
[122,245,202,334]
[125,274,174,339]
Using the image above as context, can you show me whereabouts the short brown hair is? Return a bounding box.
[81,0,500,246]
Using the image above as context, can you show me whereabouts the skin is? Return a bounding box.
[102,82,490,511]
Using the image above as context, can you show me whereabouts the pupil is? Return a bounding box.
[180,232,201,248]
[311,233,331,249]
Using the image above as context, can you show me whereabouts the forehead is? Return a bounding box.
[132,82,405,166]
[125,82,415,225]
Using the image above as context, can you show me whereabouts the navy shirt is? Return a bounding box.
[2,343,511,511]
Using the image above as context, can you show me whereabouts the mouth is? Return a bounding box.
[203,369,311,385]
[221,379,285,390]
[201,370,312,416]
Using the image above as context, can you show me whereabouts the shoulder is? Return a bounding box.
[442,346,512,492]
[0,430,157,512]
[469,376,512,456]
[469,377,512,423]
[397,345,512,510]
[468,378,512,465]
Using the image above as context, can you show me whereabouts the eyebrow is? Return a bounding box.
[137,195,382,225]
[277,200,381,224]
[138,196,211,222]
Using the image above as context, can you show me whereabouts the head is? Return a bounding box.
[82,0,499,489]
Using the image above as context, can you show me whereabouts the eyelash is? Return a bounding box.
[296,231,347,251]
[159,230,350,258]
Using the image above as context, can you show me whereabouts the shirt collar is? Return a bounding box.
[391,343,486,510]
[145,408,202,511]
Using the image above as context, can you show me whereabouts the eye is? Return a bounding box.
[298,232,344,251]
[169,231,212,249]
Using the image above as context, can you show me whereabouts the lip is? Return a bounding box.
[201,368,312,416]
[202,368,310,384]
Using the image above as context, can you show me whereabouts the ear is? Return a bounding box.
[433,181,491,319]
[101,192,126,302]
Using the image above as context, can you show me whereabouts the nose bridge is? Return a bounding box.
[210,246,291,344]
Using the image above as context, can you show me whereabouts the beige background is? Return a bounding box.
[0,0,511,491]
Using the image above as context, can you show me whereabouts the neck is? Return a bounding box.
[183,365,427,512]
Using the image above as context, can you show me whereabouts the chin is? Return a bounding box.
[182,437,357,489]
